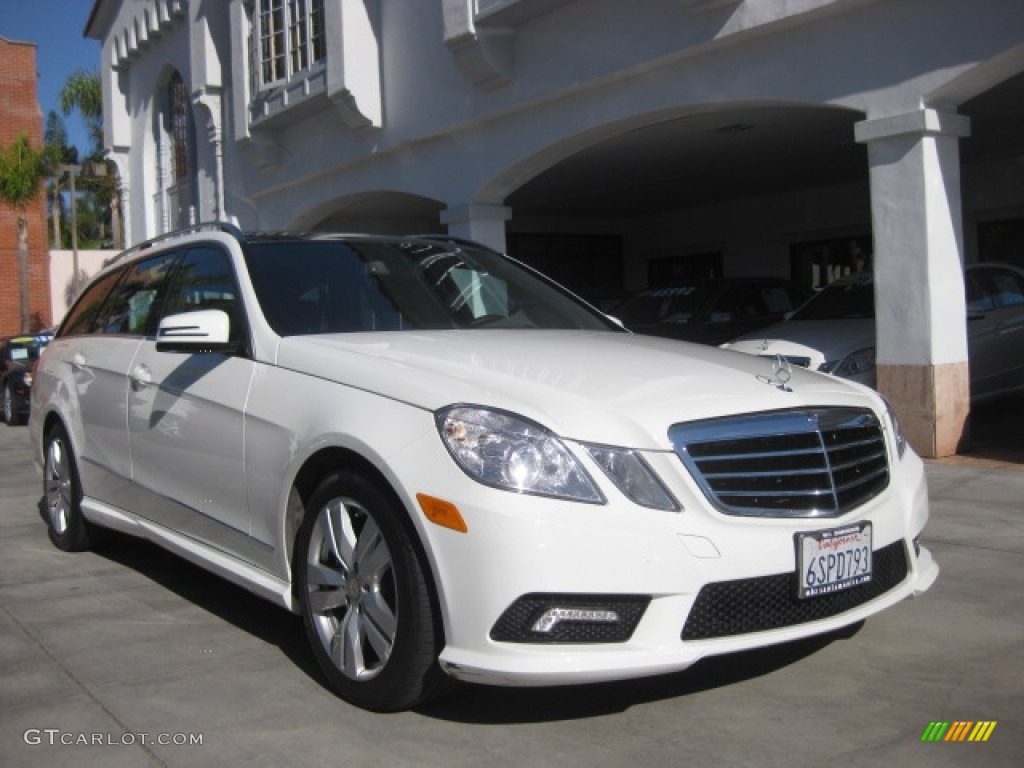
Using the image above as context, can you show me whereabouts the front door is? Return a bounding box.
[126,245,258,561]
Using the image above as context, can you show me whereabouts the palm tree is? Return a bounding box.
[59,69,103,151]
[44,110,78,248]
[60,69,121,248]
[0,133,51,332]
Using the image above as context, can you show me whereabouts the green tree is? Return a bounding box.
[0,133,52,332]
[44,110,78,248]
[60,69,120,248]
[59,69,103,152]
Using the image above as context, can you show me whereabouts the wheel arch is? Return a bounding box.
[286,446,448,646]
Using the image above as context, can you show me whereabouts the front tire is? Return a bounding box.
[43,423,103,551]
[295,469,449,711]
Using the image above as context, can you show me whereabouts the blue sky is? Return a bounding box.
[1,0,101,155]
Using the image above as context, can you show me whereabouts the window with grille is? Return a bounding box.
[253,0,325,90]
[169,73,191,182]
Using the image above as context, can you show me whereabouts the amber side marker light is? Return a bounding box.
[417,494,468,533]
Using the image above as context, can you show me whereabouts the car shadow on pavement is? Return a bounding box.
[41,500,863,723]
[70,524,326,686]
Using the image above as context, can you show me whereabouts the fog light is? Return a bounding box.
[490,593,650,643]
[531,607,620,634]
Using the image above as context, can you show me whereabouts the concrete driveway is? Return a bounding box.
[1,421,1020,768]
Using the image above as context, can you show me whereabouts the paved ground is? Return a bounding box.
[1,419,1021,768]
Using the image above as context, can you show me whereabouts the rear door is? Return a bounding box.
[54,253,178,504]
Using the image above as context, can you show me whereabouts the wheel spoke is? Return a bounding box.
[353,517,389,581]
[336,608,366,678]
[361,591,396,661]
[323,499,358,569]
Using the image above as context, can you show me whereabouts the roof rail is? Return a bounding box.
[111,221,246,264]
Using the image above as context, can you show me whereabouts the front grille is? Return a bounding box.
[670,408,889,518]
[681,539,908,640]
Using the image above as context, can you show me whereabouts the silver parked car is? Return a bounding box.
[722,264,1024,402]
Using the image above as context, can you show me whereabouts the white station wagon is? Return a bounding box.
[30,224,938,711]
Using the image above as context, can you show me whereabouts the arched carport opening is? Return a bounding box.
[293,191,445,235]
[489,103,870,306]
[478,79,1023,459]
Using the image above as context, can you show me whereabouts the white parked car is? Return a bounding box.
[722,264,1024,401]
[31,225,938,711]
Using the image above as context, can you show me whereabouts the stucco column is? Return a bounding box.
[855,108,971,458]
[440,204,512,253]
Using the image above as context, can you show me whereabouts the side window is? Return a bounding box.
[966,272,996,314]
[989,268,1024,309]
[162,247,244,342]
[99,252,180,336]
[715,285,766,321]
[760,285,802,314]
[60,269,126,337]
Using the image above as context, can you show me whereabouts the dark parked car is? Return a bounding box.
[614,277,813,345]
[2,333,53,425]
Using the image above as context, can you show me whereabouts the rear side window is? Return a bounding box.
[61,269,125,337]
[98,252,180,336]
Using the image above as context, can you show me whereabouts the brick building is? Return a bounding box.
[0,35,52,335]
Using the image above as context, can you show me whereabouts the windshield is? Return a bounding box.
[615,285,714,325]
[792,275,874,320]
[243,238,620,336]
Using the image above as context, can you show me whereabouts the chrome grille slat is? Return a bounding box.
[670,408,890,518]
[703,466,829,479]
[714,488,832,498]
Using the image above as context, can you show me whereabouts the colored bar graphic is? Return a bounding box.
[921,721,996,742]
[969,722,997,742]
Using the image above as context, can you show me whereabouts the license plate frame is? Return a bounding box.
[796,522,873,599]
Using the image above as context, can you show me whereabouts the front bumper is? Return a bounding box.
[390,430,937,687]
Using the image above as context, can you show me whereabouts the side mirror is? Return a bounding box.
[156,309,232,353]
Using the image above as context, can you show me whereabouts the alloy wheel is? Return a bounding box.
[305,496,398,681]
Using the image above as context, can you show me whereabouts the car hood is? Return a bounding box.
[276,330,877,450]
[723,319,876,369]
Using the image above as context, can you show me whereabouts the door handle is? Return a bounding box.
[130,364,152,387]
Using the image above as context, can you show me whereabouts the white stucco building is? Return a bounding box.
[84,0,1024,457]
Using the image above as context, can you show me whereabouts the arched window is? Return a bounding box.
[169,72,192,182]
[154,70,197,232]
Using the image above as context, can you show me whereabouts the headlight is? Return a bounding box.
[880,395,908,459]
[584,445,679,511]
[819,347,876,379]
[436,406,603,503]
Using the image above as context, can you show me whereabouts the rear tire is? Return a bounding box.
[43,423,104,551]
[3,384,22,426]
[295,469,449,712]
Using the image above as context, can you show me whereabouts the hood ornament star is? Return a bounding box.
[757,354,793,392]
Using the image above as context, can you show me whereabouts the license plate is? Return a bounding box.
[796,522,872,599]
